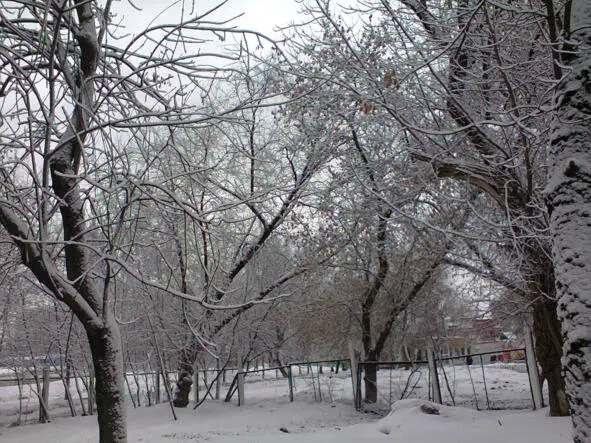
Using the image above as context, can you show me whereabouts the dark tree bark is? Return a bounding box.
[173,347,198,408]
[87,320,126,443]
[532,299,569,415]
[527,248,570,417]
[363,360,379,404]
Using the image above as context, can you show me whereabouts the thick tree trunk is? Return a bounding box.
[525,258,570,417]
[173,347,197,407]
[532,299,570,416]
[546,2,591,440]
[363,362,378,404]
[87,319,127,443]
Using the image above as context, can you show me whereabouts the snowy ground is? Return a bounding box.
[0,364,572,442]
[0,397,572,443]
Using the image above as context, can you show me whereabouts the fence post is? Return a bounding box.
[427,349,442,404]
[288,365,294,402]
[237,372,245,406]
[524,325,544,409]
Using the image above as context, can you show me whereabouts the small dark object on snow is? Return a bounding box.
[280,427,290,433]
[420,404,440,415]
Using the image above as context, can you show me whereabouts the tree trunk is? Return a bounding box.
[532,299,570,416]
[173,348,196,408]
[546,2,591,440]
[86,319,127,443]
[363,362,378,403]
[525,256,570,416]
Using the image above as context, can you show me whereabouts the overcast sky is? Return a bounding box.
[111,0,302,37]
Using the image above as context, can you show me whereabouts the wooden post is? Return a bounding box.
[427,349,442,404]
[524,325,544,409]
[237,372,245,406]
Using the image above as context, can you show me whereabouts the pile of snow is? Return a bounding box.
[371,399,570,443]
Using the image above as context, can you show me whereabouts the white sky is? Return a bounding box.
[111,0,303,37]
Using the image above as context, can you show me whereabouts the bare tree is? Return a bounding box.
[119,62,345,406]
[0,1,286,440]
[280,0,571,415]
[277,54,467,401]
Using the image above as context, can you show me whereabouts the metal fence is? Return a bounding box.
[290,361,353,404]
[224,359,355,406]
[0,367,178,427]
[0,348,542,427]
[354,348,539,414]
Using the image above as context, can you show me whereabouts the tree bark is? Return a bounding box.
[363,361,378,404]
[173,347,197,407]
[546,1,591,440]
[532,298,570,416]
[87,319,127,443]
